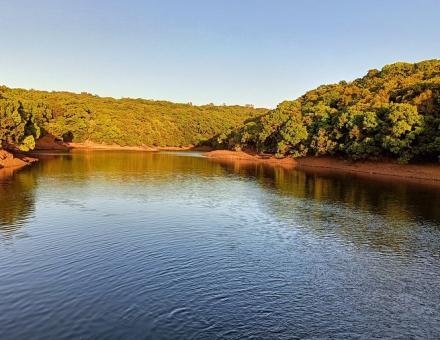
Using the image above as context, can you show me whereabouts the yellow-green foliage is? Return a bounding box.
[218,59,440,162]
[0,88,266,148]
[0,98,41,151]
[1,59,439,163]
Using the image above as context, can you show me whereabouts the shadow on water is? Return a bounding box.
[1,151,440,254]
[0,167,37,240]
[0,151,228,239]
[211,158,440,222]
[32,150,226,181]
[1,151,440,338]
[210,158,440,255]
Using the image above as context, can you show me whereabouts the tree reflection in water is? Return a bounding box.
[0,167,36,241]
[212,158,440,256]
[1,151,439,255]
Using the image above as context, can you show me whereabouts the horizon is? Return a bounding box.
[1,0,439,108]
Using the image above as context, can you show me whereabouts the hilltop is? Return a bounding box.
[0,87,266,153]
[215,59,440,163]
[1,59,439,166]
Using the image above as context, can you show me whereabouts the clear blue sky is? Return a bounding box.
[1,0,439,108]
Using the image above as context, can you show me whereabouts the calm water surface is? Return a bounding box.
[1,151,440,339]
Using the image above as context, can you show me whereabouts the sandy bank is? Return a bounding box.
[34,135,157,152]
[34,135,212,152]
[67,141,156,151]
[67,142,212,152]
[0,150,38,173]
[34,135,70,151]
[204,150,440,183]
[204,150,297,168]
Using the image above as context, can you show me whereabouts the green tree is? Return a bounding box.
[0,99,40,151]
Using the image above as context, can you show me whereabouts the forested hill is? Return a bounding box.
[0,87,266,150]
[215,59,440,163]
[1,60,439,163]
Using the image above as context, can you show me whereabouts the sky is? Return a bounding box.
[0,0,439,108]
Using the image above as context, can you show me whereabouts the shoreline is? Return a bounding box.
[34,136,213,152]
[204,150,440,184]
[5,143,440,185]
[0,150,38,178]
[68,142,212,152]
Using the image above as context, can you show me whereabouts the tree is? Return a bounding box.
[0,99,40,151]
[379,103,423,162]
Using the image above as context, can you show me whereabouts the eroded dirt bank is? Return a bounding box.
[66,142,212,152]
[204,150,440,183]
[34,135,212,152]
[0,150,37,177]
[17,137,440,184]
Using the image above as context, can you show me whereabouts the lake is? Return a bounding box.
[1,151,440,339]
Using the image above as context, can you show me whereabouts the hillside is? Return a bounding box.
[1,60,439,164]
[0,87,266,151]
[215,59,440,163]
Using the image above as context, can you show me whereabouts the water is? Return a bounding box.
[1,151,439,339]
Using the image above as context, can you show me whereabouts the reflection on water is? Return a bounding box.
[0,168,36,240]
[5,151,438,252]
[0,151,439,339]
[213,159,440,255]
[215,158,440,222]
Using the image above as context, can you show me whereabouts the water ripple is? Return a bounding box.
[0,151,439,339]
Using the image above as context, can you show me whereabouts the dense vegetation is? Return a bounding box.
[215,60,440,162]
[0,87,265,150]
[1,60,439,163]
